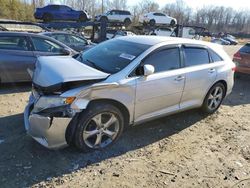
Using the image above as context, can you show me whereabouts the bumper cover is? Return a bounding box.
[24,96,72,149]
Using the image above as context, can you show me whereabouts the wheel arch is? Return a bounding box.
[87,98,130,127]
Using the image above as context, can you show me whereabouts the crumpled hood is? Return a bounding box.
[33,56,109,88]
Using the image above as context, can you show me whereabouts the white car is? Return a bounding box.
[150,27,176,37]
[95,10,132,27]
[139,12,177,26]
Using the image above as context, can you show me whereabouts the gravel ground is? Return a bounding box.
[0,45,250,188]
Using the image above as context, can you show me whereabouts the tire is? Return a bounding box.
[151,32,156,36]
[79,14,87,22]
[124,18,131,27]
[43,13,52,22]
[149,19,156,27]
[74,102,124,152]
[100,16,108,23]
[170,19,176,26]
[201,82,226,114]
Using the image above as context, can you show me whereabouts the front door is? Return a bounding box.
[134,47,185,123]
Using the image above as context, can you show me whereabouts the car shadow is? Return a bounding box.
[223,74,250,106]
[0,110,206,187]
[0,82,31,95]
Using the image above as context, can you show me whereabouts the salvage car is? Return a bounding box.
[24,36,235,151]
[233,43,250,74]
[139,12,177,26]
[0,32,76,83]
[40,32,95,52]
[95,10,132,27]
[34,4,90,22]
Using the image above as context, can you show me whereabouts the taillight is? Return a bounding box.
[233,51,241,60]
[232,66,236,72]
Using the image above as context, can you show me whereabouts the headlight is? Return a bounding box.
[33,96,75,113]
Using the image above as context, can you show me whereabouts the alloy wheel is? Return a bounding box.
[83,112,120,149]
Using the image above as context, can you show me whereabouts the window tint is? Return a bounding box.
[142,48,180,73]
[0,36,29,51]
[68,35,87,45]
[50,5,60,10]
[31,37,64,53]
[184,47,210,66]
[240,44,250,54]
[209,49,223,62]
[51,34,68,44]
[154,13,165,16]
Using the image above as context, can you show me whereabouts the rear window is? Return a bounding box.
[184,47,210,66]
[0,36,29,51]
[240,44,250,54]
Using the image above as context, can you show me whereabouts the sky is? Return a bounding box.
[127,0,250,10]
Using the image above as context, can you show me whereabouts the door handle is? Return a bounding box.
[208,68,216,73]
[174,75,185,81]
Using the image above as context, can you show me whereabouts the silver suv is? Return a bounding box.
[24,36,235,151]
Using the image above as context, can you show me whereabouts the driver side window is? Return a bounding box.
[141,47,181,73]
[31,37,64,53]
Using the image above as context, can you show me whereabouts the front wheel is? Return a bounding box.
[74,103,124,151]
[124,18,131,27]
[201,83,226,114]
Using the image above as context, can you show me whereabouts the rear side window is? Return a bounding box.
[142,48,180,73]
[209,49,223,62]
[240,44,250,54]
[184,47,210,67]
[0,36,29,51]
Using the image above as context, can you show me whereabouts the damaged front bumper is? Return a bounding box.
[24,95,73,149]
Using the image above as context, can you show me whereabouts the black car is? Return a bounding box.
[41,32,95,52]
[0,32,77,83]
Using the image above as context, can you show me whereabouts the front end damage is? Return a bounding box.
[24,56,111,149]
[24,93,76,149]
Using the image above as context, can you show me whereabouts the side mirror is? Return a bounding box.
[143,64,155,76]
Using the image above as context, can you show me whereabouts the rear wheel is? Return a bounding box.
[74,103,124,151]
[79,14,87,22]
[149,19,156,27]
[201,83,226,114]
[43,13,52,22]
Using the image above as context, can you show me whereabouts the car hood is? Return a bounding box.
[33,56,109,89]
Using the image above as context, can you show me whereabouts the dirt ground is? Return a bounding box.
[0,45,250,188]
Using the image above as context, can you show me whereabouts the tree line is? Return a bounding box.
[0,0,250,35]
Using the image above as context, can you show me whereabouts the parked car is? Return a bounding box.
[0,32,77,83]
[139,12,177,26]
[95,10,132,27]
[211,38,230,45]
[223,34,238,45]
[34,5,90,22]
[24,36,235,151]
[150,27,175,37]
[106,29,135,39]
[233,43,250,74]
[40,32,95,52]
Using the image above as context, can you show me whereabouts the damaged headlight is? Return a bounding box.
[32,96,75,113]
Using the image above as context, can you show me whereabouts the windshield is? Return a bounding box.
[77,39,151,74]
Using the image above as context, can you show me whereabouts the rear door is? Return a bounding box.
[180,46,217,109]
[0,35,36,83]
